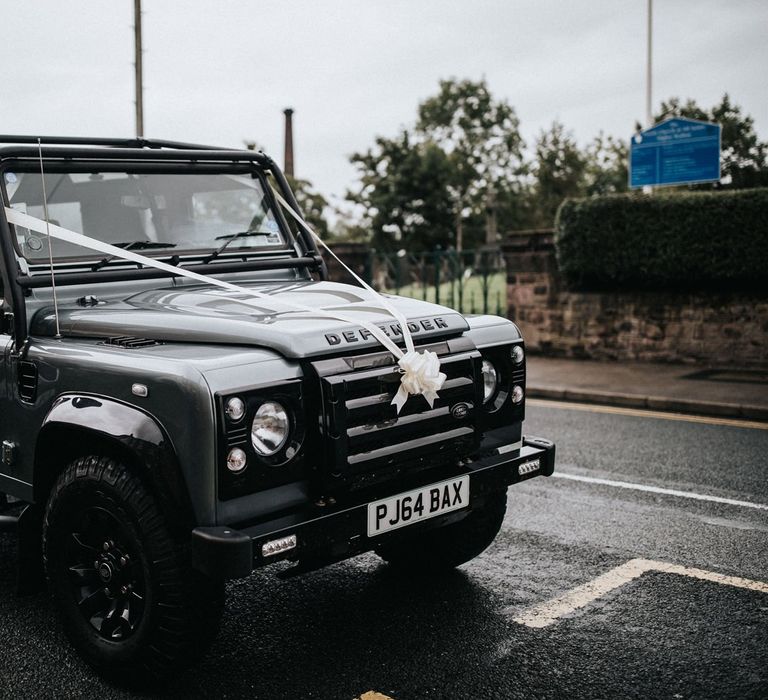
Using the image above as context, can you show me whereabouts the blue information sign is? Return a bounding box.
[630,117,721,188]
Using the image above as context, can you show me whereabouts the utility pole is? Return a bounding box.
[134,0,144,137]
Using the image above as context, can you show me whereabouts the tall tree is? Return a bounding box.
[532,121,587,226]
[654,94,768,189]
[347,131,455,252]
[415,78,526,249]
[347,79,527,252]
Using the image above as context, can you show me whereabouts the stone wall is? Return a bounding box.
[503,230,768,368]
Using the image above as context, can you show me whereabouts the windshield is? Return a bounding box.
[2,169,288,263]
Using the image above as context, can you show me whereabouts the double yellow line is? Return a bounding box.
[527,398,768,431]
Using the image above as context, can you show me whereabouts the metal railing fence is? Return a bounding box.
[365,248,506,316]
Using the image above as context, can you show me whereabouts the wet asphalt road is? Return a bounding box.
[1,402,766,699]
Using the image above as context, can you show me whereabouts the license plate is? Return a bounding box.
[367,476,470,537]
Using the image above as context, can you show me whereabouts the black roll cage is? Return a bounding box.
[0,135,328,346]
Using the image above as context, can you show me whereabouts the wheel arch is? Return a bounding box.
[34,394,196,538]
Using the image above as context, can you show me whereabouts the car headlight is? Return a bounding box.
[251,401,290,456]
[481,359,499,404]
[511,345,524,365]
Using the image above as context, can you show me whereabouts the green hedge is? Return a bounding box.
[555,188,768,291]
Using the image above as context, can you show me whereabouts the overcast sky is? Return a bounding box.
[2,1,766,217]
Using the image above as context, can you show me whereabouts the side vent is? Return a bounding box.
[18,361,38,403]
[103,336,162,349]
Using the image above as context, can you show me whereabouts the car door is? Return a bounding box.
[0,291,13,489]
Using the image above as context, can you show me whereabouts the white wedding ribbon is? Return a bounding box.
[4,204,446,412]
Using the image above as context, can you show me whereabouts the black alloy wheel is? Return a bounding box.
[66,506,146,641]
[43,455,224,683]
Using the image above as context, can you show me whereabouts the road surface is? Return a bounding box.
[1,400,766,698]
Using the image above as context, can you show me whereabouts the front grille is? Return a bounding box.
[313,341,483,492]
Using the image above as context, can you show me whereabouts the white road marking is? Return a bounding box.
[527,398,768,430]
[514,558,768,629]
[552,471,768,512]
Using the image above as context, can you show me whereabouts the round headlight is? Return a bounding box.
[225,396,246,422]
[251,401,290,456]
[481,359,499,404]
[512,385,525,404]
[226,447,247,473]
[511,345,525,365]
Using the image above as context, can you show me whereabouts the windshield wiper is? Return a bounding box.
[203,230,275,263]
[92,241,177,271]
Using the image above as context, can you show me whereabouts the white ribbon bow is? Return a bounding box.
[392,349,447,413]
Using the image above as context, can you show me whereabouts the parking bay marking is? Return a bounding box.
[552,471,768,512]
[527,398,768,431]
[513,558,768,629]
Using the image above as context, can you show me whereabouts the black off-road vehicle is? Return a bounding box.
[0,135,555,681]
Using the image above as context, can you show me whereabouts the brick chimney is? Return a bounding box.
[283,108,294,178]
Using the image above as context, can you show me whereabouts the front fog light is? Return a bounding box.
[251,401,290,456]
[262,534,297,558]
[481,359,499,404]
[225,396,246,422]
[512,385,525,404]
[511,345,525,364]
[227,447,247,473]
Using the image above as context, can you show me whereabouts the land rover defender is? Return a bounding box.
[0,136,555,680]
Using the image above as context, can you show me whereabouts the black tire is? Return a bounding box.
[375,488,508,572]
[42,455,224,683]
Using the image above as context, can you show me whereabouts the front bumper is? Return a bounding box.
[192,435,556,579]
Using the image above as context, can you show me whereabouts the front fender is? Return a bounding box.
[44,394,165,443]
[34,394,195,536]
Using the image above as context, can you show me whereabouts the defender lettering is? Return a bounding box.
[324,316,450,346]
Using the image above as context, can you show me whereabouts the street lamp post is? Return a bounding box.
[646,0,653,129]
[643,0,653,194]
